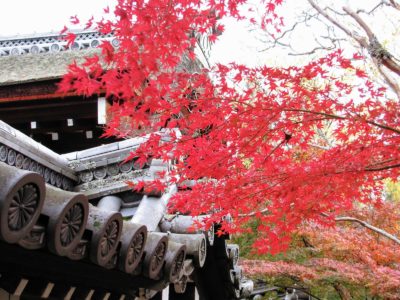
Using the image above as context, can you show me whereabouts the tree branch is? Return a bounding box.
[307,0,362,44]
[365,162,400,172]
[333,282,353,300]
[259,11,318,52]
[389,0,400,10]
[307,0,400,96]
[289,45,335,56]
[356,1,390,15]
[238,207,269,217]
[285,108,400,135]
[335,216,400,245]
[375,60,400,99]
[343,6,400,76]
[342,7,374,39]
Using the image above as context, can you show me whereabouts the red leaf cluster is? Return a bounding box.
[59,0,400,253]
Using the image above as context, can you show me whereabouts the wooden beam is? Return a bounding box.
[65,287,76,300]
[0,241,161,296]
[0,99,98,124]
[12,118,99,133]
[0,80,78,102]
[41,282,55,298]
[13,279,28,296]
[29,130,118,154]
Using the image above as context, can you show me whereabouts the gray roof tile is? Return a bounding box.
[0,49,100,86]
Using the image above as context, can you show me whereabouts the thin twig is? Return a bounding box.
[289,45,335,56]
[356,1,389,15]
[238,207,269,217]
[307,0,359,43]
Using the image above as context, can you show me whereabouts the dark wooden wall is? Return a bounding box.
[0,80,118,154]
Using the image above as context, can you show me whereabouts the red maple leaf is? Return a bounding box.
[65,32,76,47]
[70,15,80,25]
[84,16,94,29]
[60,25,68,35]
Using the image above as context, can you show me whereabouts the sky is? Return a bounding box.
[0,0,110,37]
[0,0,270,66]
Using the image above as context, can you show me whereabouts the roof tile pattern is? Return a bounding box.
[0,49,99,86]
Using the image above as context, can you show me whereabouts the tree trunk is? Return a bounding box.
[333,283,352,300]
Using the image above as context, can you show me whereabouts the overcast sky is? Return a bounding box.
[0,0,271,66]
[0,0,111,36]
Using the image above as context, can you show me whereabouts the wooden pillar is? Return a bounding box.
[97,96,108,125]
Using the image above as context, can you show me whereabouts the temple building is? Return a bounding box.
[0,31,120,153]
[0,32,255,299]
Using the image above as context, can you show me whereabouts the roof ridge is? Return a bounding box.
[0,30,117,57]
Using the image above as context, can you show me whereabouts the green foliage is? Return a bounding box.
[385,179,400,202]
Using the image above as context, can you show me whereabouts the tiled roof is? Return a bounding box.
[0,119,254,299]
[0,30,204,87]
[0,48,100,86]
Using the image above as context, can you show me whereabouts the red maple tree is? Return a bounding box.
[59,0,400,253]
[241,200,400,298]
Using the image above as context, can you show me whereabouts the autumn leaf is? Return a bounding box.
[70,15,80,25]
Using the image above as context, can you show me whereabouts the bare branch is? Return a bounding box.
[259,11,318,52]
[289,34,342,56]
[389,0,400,10]
[309,143,330,150]
[238,207,269,217]
[307,0,361,44]
[326,7,348,16]
[342,7,374,39]
[356,1,390,15]
[335,216,400,245]
[273,15,315,42]
[320,35,346,43]
[259,29,292,51]
[376,62,400,98]
[306,1,400,96]
[343,6,400,76]
[195,35,211,69]
[333,282,353,300]
[289,45,335,56]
